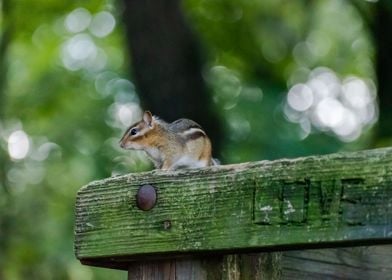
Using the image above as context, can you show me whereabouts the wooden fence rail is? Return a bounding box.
[74,147,392,278]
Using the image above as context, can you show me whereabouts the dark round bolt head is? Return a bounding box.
[136,184,157,211]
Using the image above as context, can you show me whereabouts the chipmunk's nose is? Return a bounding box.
[119,141,125,148]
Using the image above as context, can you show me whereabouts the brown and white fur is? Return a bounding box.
[120,111,216,170]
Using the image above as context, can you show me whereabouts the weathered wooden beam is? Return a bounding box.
[74,147,392,269]
[282,245,392,279]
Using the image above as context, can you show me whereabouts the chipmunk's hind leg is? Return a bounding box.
[169,156,209,170]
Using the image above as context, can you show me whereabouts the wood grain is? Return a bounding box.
[75,147,392,269]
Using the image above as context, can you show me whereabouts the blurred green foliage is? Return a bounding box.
[184,0,376,162]
[0,0,384,279]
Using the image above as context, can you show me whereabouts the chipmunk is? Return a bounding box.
[120,111,217,170]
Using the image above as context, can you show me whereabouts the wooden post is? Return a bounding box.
[126,254,282,279]
[74,147,392,279]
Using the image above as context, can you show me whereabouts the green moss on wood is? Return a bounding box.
[75,147,392,268]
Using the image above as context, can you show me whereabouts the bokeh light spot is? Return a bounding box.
[285,67,377,142]
[61,34,106,71]
[65,8,92,33]
[89,11,116,38]
[8,130,30,160]
[315,98,345,127]
[287,84,313,112]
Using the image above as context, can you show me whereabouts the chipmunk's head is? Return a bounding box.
[119,111,156,150]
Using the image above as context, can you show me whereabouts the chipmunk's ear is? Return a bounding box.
[143,111,153,127]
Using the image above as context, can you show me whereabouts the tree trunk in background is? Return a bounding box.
[373,2,392,142]
[121,0,222,156]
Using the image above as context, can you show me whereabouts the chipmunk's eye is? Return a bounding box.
[130,128,138,136]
